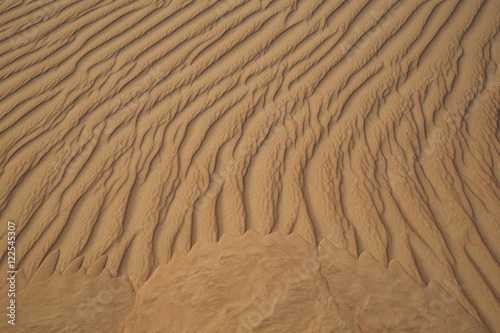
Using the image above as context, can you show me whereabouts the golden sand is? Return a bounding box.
[0,0,499,331]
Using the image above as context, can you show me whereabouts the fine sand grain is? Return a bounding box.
[0,0,499,331]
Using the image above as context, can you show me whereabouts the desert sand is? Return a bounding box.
[0,0,499,331]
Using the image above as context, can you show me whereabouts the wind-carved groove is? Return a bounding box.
[0,0,499,331]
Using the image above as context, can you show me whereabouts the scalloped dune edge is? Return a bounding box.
[0,231,486,332]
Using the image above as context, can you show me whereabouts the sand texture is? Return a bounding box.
[0,0,499,331]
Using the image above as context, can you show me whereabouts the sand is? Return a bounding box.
[0,0,499,331]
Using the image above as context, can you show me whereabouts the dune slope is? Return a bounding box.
[0,232,487,332]
[0,0,499,331]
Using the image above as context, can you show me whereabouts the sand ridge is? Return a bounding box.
[0,0,499,331]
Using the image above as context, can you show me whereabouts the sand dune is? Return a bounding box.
[0,231,487,332]
[0,0,499,331]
